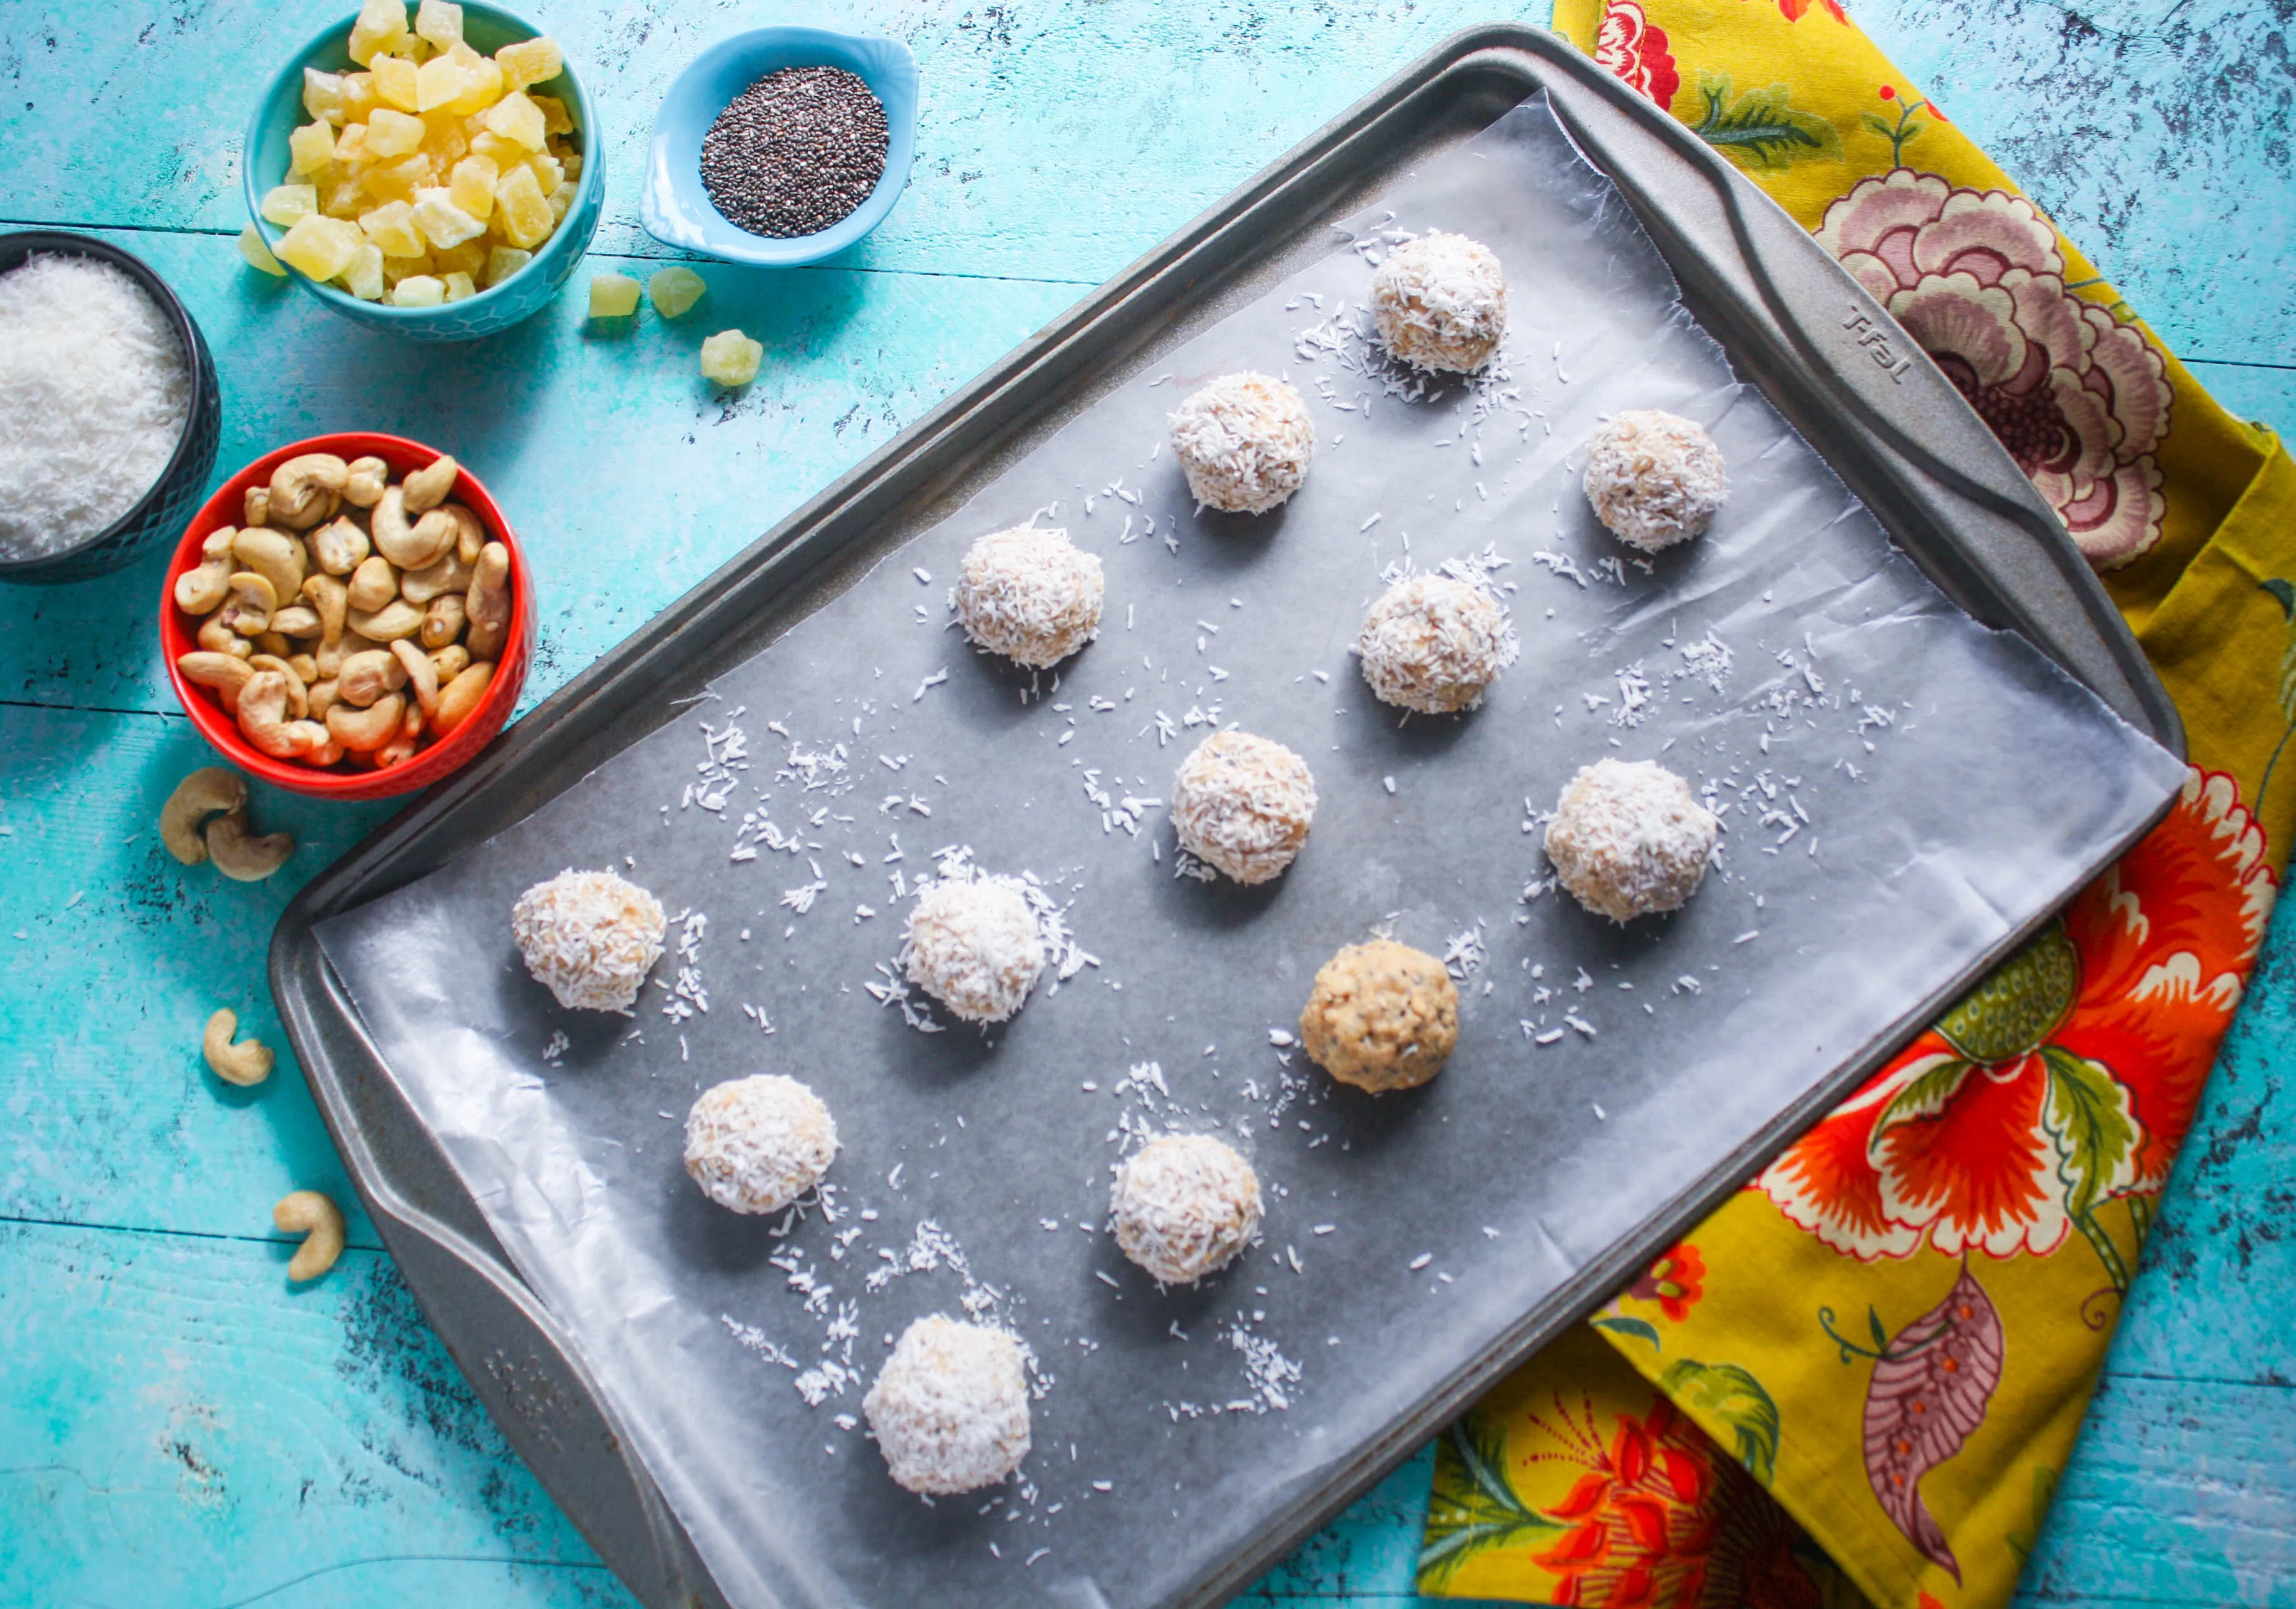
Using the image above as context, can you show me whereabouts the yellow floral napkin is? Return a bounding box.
[1417,4,2295,1606]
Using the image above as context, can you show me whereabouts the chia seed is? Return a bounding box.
[700,67,890,240]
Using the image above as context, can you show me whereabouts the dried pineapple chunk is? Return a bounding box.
[365,107,426,158]
[391,274,446,307]
[588,273,640,318]
[341,71,380,121]
[422,110,469,163]
[442,269,477,302]
[482,90,546,151]
[448,155,498,220]
[348,0,410,66]
[287,120,337,176]
[494,36,563,91]
[700,330,763,387]
[363,153,432,204]
[304,69,351,125]
[414,0,463,48]
[277,214,364,281]
[382,251,435,286]
[492,163,552,248]
[358,199,427,257]
[484,245,532,286]
[322,176,370,218]
[529,92,572,136]
[409,187,486,250]
[261,183,319,227]
[524,152,563,194]
[415,53,466,114]
[446,53,503,115]
[647,266,706,318]
[371,52,420,112]
[546,181,572,225]
[469,130,527,169]
[339,242,386,301]
[432,241,486,277]
[237,225,288,277]
[333,121,372,162]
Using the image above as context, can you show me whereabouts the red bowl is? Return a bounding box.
[161,432,536,800]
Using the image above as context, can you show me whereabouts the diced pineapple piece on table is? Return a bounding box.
[494,36,563,91]
[589,273,641,318]
[415,0,463,48]
[492,163,553,248]
[700,330,763,387]
[339,242,386,302]
[238,225,288,276]
[277,214,364,281]
[648,266,705,318]
[371,52,419,112]
[392,274,446,307]
[484,245,531,287]
[304,68,351,124]
[409,188,485,250]
[365,107,426,158]
[358,199,427,258]
[260,183,319,228]
[448,155,497,220]
[482,90,546,151]
[348,0,409,66]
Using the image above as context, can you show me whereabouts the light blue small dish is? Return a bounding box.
[244,1,603,341]
[642,27,918,268]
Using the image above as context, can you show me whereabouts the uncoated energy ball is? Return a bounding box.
[682,1074,838,1215]
[1581,410,1730,552]
[1111,1132,1262,1285]
[1167,372,1316,514]
[864,1314,1033,1495]
[1545,758,1720,922]
[1370,232,1508,374]
[511,868,667,1012]
[1299,938,1459,1093]
[954,525,1105,668]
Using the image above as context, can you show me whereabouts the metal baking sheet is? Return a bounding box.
[302,87,2181,1609]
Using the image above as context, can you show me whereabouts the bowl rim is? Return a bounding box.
[640,24,920,268]
[0,229,215,578]
[242,0,601,322]
[161,430,534,798]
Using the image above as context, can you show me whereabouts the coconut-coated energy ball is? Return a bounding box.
[682,1075,838,1215]
[1299,939,1459,1094]
[902,875,1044,1024]
[1355,572,1511,713]
[1545,757,1720,922]
[1370,232,1508,374]
[954,525,1105,668]
[864,1314,1033,1495]
[1582,410,1729,552]
[510,868,667,1012]
[1168,372,1316,514]
[1111,1132,1262,1285]
[1171,731,1318,884]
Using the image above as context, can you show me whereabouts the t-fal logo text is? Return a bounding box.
[1842,306,1916,384]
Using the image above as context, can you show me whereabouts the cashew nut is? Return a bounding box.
[203,1006,274,1086]
[217,570,277,636]
[309,516,370,576]
[160,767,248,866]
[307,677,340,719]
[268,604,323,639]
[247,654,310,719]
[427,643,471,683]
[342,456,390,508]
[389,638,440,718]
[274,1190,346,1282]
[174,528,238,615]
[179,651,256,714]
[268,453,349,530]
[286,652,319,683]
[402,453,459,515]
[400,548,473,605]
[232,526,308,602]
[373,731,420,769]
[301,572,348,672]
[419,593,466,650]
[237,671,330,759]
[196,615,251,659]
[464,543,512,660]
[433,660,495,736]
[253,629,294,660]
[243,484,271,528]
[337,647,407,707]
[205,806,294,881]
[346,554,398,613]
[327,690,405,752]
[348,598,423,642]
[371,485,457,570]
[443,502,486,566]
[307,738,345,768]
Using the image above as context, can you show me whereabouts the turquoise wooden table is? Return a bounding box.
[3,1,2292,1603]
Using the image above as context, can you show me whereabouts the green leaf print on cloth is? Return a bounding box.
[1688,73,1843,169]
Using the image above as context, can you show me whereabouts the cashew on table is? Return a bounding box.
[273,1190,347,1282]
[202,1007,274,1087]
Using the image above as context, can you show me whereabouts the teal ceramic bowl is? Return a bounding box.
[244,2,602,340]
[641,27,917,268]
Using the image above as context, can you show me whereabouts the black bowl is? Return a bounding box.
[0,231,222,585]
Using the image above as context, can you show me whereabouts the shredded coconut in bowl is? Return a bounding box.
[0,253,190,561]
[511,869,668,1011]
[902,875,1046,1024]
[683,1074,838,1215]
[1168,372,1316,514]
[1171,731,1317,884]
[1369,232,1507,374]
[1545,758,1720,922]
[1111,1132,1262,1285]
[1355,572,1512,713]
[864,1314,1033,1495]
[1582,409,1730,552]
[954,525,1105,667]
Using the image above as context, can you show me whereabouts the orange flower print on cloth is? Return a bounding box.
[1625,1242,1707,1322]
[1594,0,1681,110]
[1815,169,2174,569]
[1761,768,2276,1291]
